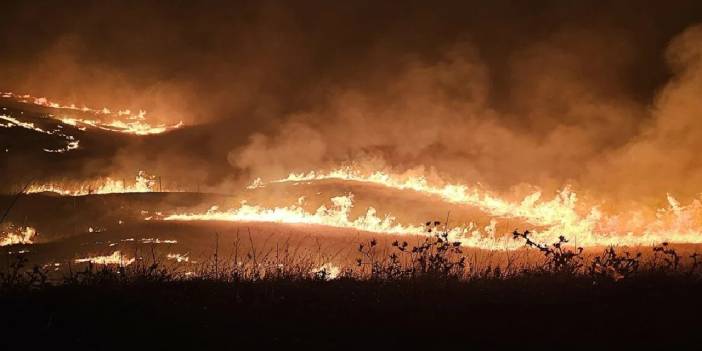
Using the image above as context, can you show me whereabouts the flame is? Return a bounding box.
[276,168,569,222]
[75,251,135,265]
[246,177,265,190]
[162,194,514,249]
[59,115,182,136]
[1,114,80,153]
[252,167,702,247]
[165,194,427,234]
[1,91,182,135]
[141,238,177,244]
[312,263,341,279]
[167,253,190,263]
[0,227,36,246]
[27,171,157,196]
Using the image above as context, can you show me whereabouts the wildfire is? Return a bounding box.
[27,171,157,196]
[150,167,701,249]
[0,226,36,246]
[273,168,592,233]
[1,114,80,153]
[162,194,513,248]
[22,162,702,249]
[59,115,182,136]
[1,91,182,135]
[164,194,423,234]
[75,251,135,265]
[269,168,702,247]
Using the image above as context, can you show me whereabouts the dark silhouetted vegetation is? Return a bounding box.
[2,225,702,348]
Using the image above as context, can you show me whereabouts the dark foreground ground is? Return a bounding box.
[1,275,701,349]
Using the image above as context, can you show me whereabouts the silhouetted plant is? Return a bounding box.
[356,221,466,280]
[408,222,465,278]
[0,253,48,290]
[589,247,641,281]
[4,229,702,293]
[512,230,583,274]
[690,252,702,275]
[653,242,681,271]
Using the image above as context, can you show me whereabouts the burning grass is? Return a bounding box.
[1,91,183,135]
[0,226,35,246]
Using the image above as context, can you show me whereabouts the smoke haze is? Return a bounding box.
[3,0,702,208]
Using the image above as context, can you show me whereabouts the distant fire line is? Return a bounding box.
[1,114,80,153]
[1,91,182,135]
[26,171,159,196]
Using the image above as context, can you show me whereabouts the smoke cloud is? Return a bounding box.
[3,1,702,207]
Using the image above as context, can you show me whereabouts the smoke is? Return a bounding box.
[3,1,702,206]
[585,24,702,204]
[227,6,702,209]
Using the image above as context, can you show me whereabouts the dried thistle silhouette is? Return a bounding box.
[512,230,583,274]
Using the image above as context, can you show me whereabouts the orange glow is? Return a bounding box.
[75,251,135,265]
[59,115,182,136]
[0,226,36,246]
[165,194,431,234]
[206,167,702,248]
[162,193,513,249]
[27,171,157,196]
[1,114,80,153]
[167,253,190,263]
[1,91,182,135]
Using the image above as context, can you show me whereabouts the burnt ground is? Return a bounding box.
[1,274,701,348]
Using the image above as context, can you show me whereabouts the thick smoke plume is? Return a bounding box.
[3,1,702,209]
